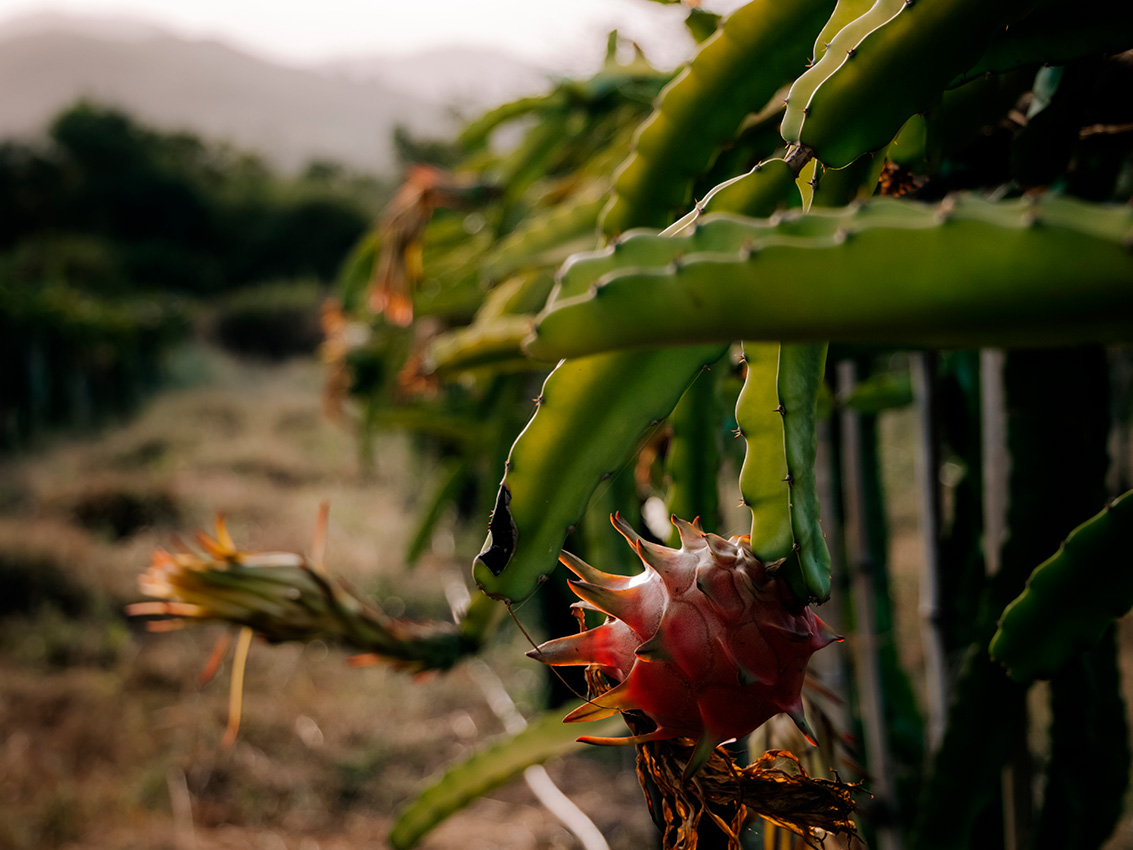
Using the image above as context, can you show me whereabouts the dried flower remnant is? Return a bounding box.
[129,510,476,674]
[370,165,498,326]
[318,297,372,421]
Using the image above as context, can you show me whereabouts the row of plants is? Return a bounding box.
[0,279,186,450]
[1,102,385,449]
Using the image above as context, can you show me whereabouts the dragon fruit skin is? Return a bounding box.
[529,515,839,775]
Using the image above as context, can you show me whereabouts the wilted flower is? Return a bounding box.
[128,512,475,673]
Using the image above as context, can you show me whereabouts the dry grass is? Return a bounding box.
[0,345,654,850]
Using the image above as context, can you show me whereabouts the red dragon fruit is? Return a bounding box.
[529,514,839,776]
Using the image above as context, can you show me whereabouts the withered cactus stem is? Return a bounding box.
[128,513,482,673]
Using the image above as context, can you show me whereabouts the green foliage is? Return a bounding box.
[1,101,381,447]
[664,361,724,542]
[0,101,377,296]
[0,279,187,448]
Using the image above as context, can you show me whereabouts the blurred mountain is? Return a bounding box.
[320,47,552,113]
[0,14,544,174]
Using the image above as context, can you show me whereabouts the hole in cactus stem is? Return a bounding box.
[476,485,516,576]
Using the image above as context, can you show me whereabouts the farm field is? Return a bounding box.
[0,345,654,850]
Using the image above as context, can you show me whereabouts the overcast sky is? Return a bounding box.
[0,0,749,72]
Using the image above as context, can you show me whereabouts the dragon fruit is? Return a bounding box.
[529,514,839,776]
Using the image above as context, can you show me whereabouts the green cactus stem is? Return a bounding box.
[989,489,1133,682]
[472,344,725,603]
[480,194,605,284]
[811,0,888,62]
[389,706,626,849]
[702,158,801,217]
[783,0,1038,168]
[425,315,545,378]
[665,360,724,543]
[737,342,832,602]
[526,194,1133,358]
[473,33,813,611]
[601,0,837,233]
[780,0,905,147]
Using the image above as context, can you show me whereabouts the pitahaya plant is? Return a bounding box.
[529,514,839,777]
[131,1,1133,848]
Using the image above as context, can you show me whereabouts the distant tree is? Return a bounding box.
[0,141,67,248]
[0,101,377,295]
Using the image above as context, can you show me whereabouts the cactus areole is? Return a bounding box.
[529,514,839,776]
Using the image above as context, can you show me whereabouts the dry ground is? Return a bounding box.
[0,346,655,850]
